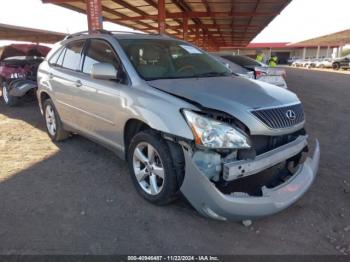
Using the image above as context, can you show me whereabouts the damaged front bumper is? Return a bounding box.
[7,80,37,97]
[180,137,320,221]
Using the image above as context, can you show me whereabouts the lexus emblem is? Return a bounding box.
[286,109,296,120]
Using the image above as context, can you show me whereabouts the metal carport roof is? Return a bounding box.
[0,23,66,44]
[42,0,292,50]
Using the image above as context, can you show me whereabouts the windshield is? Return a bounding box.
[119,39,231,80]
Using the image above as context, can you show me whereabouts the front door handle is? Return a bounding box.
[75,80,82,87]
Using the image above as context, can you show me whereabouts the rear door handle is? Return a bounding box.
[75,80,82,87]
[48,73,54,79]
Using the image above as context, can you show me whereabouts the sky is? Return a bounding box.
[0,0,350,45]
[253,0,350,43]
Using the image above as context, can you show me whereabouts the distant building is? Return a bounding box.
[218,29,350,64]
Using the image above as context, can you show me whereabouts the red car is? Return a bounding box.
[0,44,50,106]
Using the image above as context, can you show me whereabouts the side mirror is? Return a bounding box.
[91,63,117,80]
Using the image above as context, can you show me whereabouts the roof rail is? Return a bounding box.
[111,31,175,39]
[63,29,176,41]
[64,29,112,40]
[108,30,147,35]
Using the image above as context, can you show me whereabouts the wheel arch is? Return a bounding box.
[38,91,51,114]
[123,118,151,160]
[122,118,187,180]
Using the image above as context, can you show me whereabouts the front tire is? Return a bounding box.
[43,99,70,142]
[127,130,181,205]
[2,85,19,106]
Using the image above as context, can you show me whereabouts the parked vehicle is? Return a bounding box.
[287,57,299,65]
[37,31,320,221]
[291,59,300,67]
[291,59,305,67]
[332,55,350,70]
[306,59,320,68]
[211,55,255,80]
[215,54,288,88]
[315,58,333,68]
[0,44,50,106]
[291,58,333,69]
[300,59,312,68]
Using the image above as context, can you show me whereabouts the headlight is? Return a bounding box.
[182,109,251,149]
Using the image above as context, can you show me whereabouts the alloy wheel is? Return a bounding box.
[2,86,9,104]
[132,142,165,195]
[45,104,57,136]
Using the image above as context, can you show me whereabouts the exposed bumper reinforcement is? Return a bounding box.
[180,139,320,221]
[223,135,308,181]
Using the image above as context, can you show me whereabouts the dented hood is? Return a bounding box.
[148,76,299,112]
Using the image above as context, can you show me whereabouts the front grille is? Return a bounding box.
[251,103,304,129]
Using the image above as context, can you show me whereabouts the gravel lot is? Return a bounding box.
[0,68,349,255]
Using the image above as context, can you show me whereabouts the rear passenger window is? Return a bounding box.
[61,40,85,70]
[82,39,121,74]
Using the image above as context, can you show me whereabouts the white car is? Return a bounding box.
[315,58,333,68]
[291,59,304,67]
[212,55,255,80]
[216,54,288,88]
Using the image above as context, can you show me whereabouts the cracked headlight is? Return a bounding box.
[182,109,251,149]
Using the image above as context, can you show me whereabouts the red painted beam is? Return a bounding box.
[86,0,103,32]
[158,0,166,34]
[195,26,200,45]
[43,0,103,32]
[183,16,188,40]
[169,25,259,30]
[170,11,277,19]
[143,0,186,34]
[112,11,277,21]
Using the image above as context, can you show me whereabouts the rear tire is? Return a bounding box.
[2,84,19,106]
[127,130,183,205]
[43,99,70,142]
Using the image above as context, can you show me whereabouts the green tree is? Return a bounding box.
[341,47,350,57]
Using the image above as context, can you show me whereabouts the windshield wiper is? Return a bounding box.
[146,76,185,81]
[145,72,229,81]
[193,72,229,78]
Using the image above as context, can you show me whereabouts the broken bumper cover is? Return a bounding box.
[180,139,320,221]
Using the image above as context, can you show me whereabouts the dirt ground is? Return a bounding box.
[0,68,349,255]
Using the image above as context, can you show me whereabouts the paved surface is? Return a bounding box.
[286,66,350,75]
[0,68,349,255]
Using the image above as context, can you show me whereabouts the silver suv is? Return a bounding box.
[37,31,320,221]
